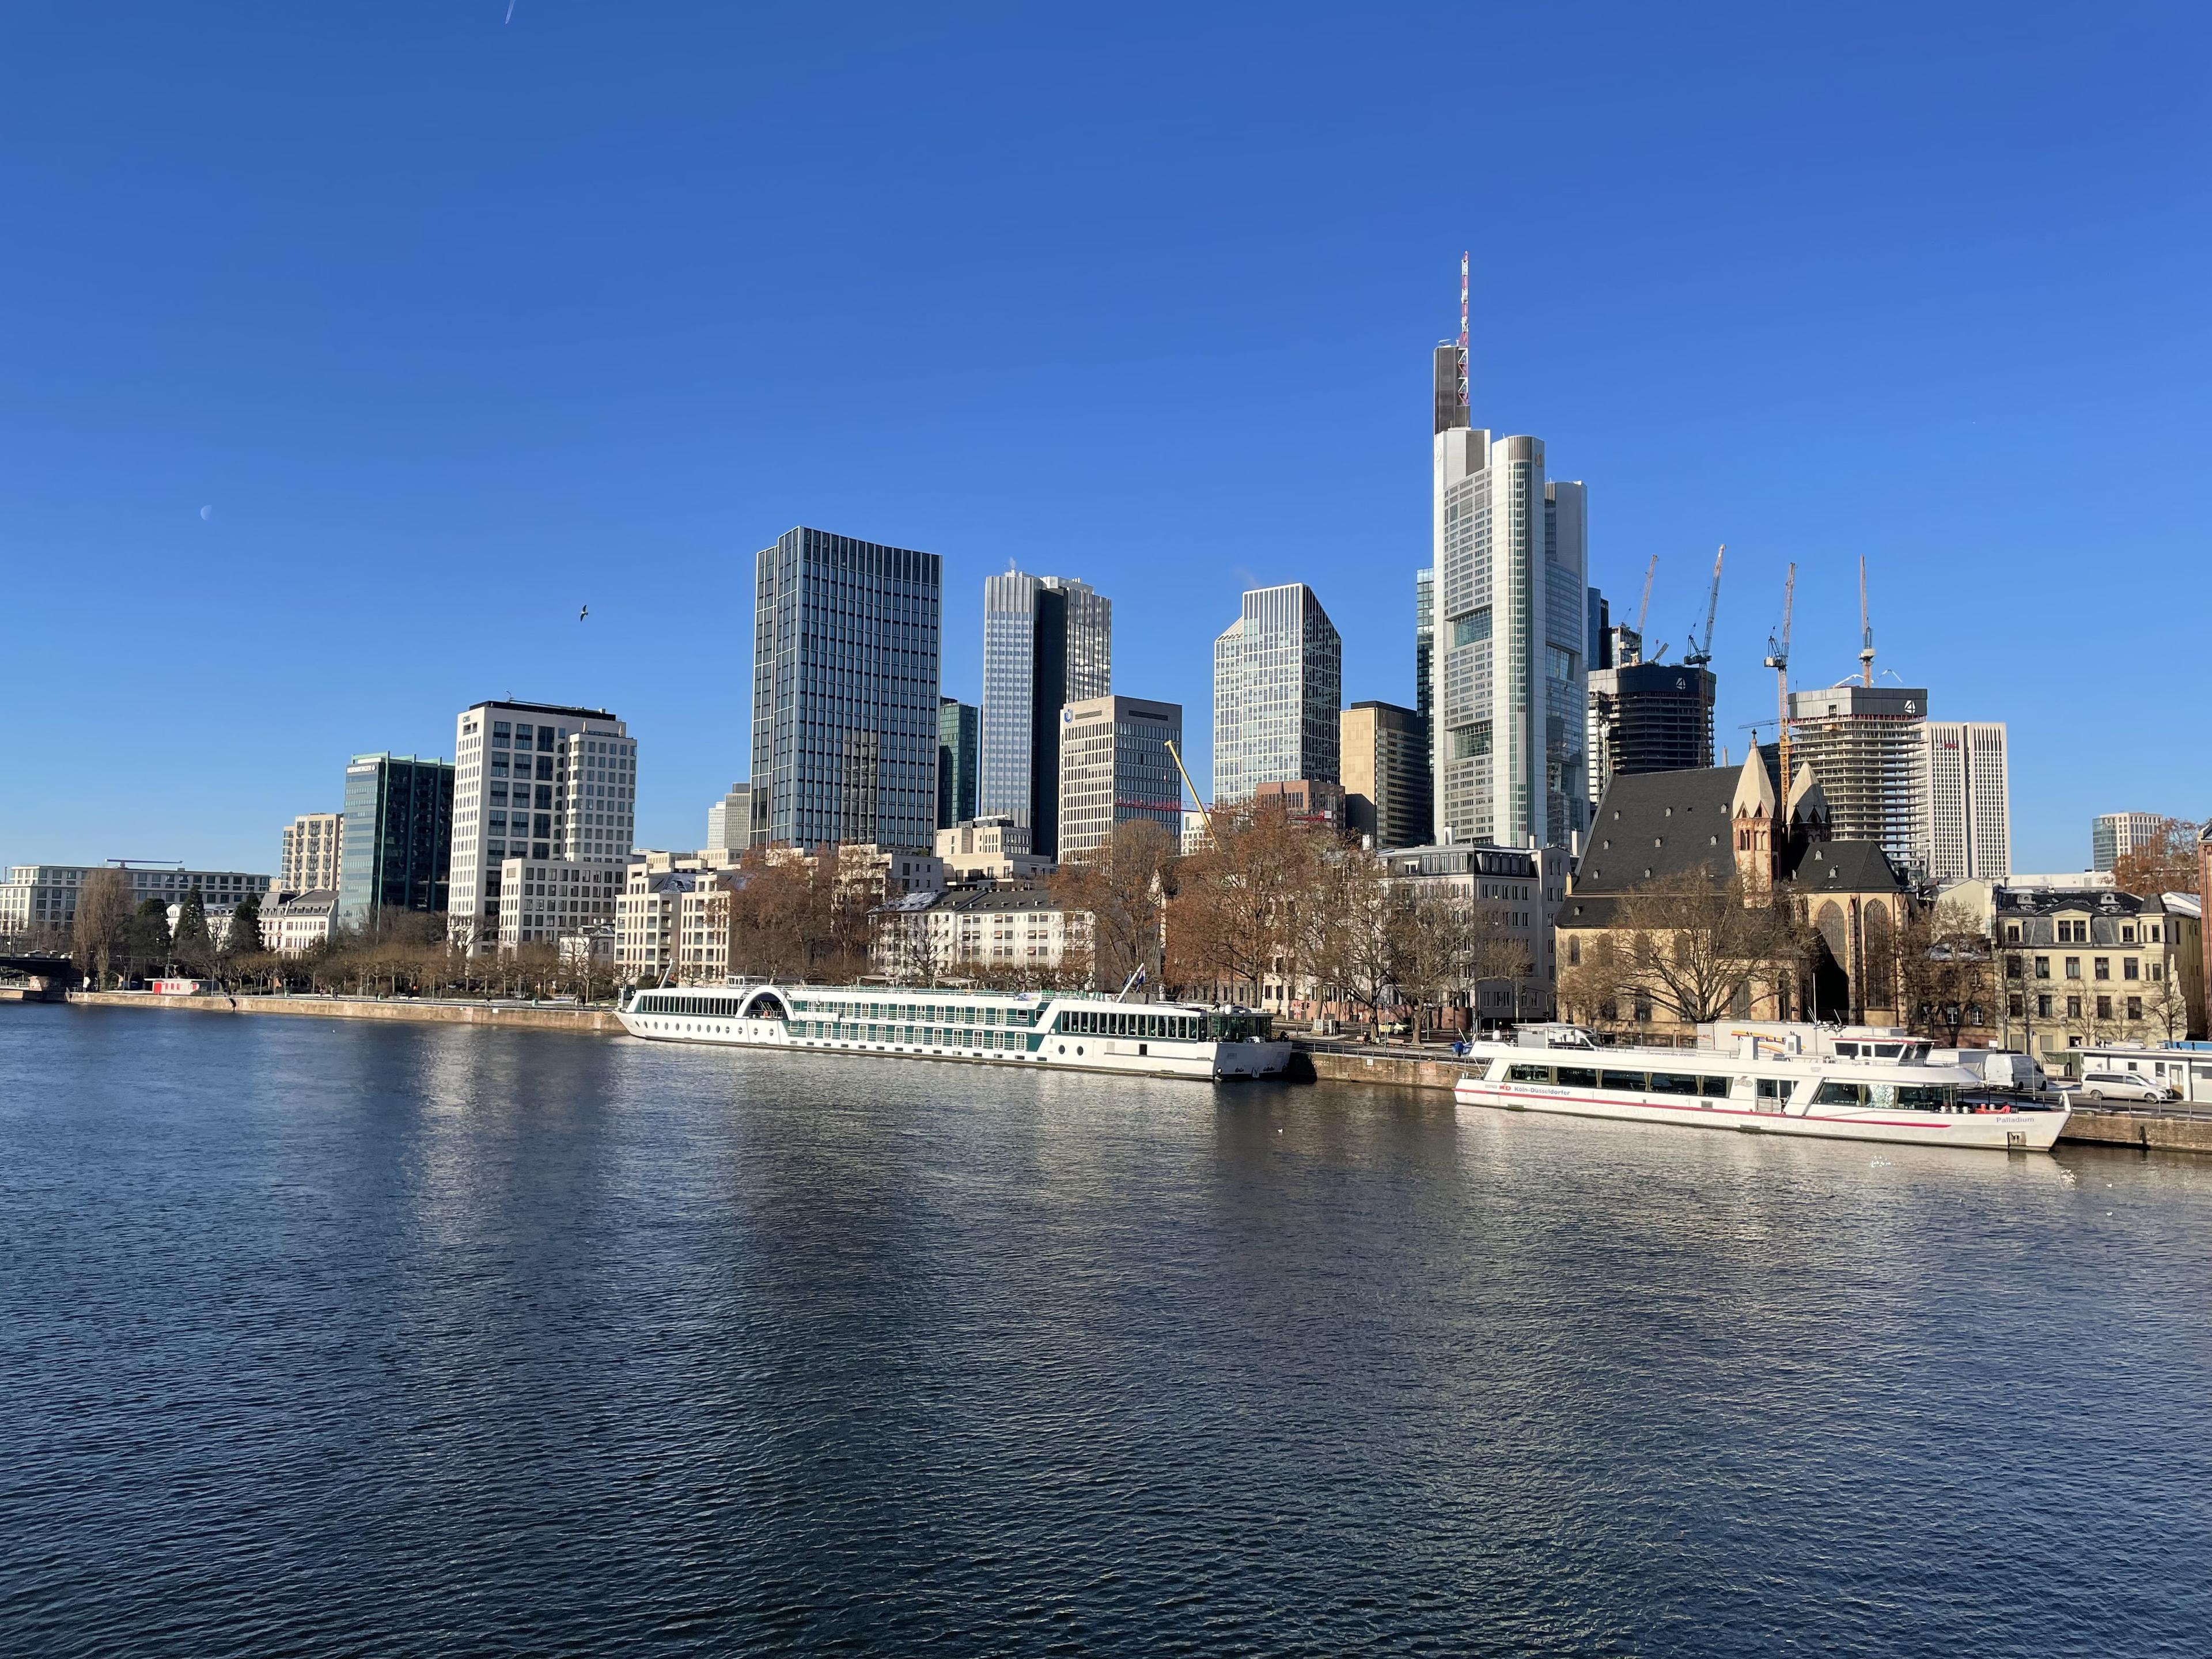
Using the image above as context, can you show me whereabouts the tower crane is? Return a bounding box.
[1683,544,1724,668]
[1762,563,1796,793]
[1634,554,1657,637]
[1858,555,1876,688]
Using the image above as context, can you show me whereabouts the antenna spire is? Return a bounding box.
[1457,252,1469,414]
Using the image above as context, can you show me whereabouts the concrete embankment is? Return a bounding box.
[1296,1042,2212,1156]
[66,990,622,1033]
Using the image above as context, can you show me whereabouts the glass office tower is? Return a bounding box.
[751,527,943,853]
[980,571,1110,859]
[937,698,980,831]
[1211,582,1342,804]
[336,753,454,929]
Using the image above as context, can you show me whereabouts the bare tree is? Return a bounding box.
[1898,899,1994,1044]
[2145,965,2192,1043]
[71,869,135,987]
[1164,802,1326,1005]
[1577,869,1798,1028]
[1310,842,1413,1039]
[1051,819,1176,993]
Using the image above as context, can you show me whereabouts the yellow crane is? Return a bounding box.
[1763,563,1796,792]
[1164,738,1211,843]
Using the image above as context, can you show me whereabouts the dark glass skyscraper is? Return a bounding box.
[336,753,454,929]
[980,571,1109,859]
[751,527,943,853]
[937,698,980,831]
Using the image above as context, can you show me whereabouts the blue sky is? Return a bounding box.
[3,2,2206,876]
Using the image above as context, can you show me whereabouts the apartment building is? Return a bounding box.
[278,813,343,894]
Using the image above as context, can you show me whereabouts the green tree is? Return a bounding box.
[122,897,174,983]
[228,891,264,959]
[173,887,214,974]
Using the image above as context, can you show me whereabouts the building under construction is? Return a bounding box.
[1586,642,1716,807]
[1774,683,1929,870]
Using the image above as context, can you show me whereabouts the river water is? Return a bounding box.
[2,1003,2209,1656]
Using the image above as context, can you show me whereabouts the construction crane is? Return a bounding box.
[1683,543,1724,668]
[1635,554,1658,637]
[1164,738,1211,843]
[1762,563,1796,792]
[1858,555,1876,687]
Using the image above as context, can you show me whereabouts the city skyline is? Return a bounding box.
[2,9,2205,874]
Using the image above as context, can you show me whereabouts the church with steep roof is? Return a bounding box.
[1558,751,1910,1035]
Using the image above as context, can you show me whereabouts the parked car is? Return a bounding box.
[2075,1071,2177,1104]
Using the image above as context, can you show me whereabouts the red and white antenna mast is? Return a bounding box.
[1457,252,1470,414]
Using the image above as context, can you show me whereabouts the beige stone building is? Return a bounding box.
[1557,752,1910,1041]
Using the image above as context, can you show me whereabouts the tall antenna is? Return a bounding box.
[1457,252,1469,414]
[1858,555,1876,688]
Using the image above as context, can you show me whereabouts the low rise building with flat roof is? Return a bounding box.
[2,863,272,937]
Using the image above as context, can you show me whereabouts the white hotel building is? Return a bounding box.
[447,699,637,953]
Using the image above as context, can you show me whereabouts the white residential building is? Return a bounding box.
[1,864,271,935]
[496,856,625,953]
[618,866,694,980]
[449,700,636,952]
[1058,695,1184,858]
[1213,584,1341,805]
[936,816,1054,884]
[1919,721,2009,882]
[279,813,343,894]
[869,885,1089,983]
[262,889,339,956]
[2093,812,2171,873]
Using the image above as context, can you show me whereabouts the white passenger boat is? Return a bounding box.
[618,980,1292,1081]
[1452,1025,2068,1152]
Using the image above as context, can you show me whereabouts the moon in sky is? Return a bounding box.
[199,505,213,521]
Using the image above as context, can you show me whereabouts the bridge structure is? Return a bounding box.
[0,954,85,991]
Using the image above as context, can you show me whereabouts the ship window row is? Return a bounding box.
[1505,1063,1733,1097]
[791,998,1037,1027]
[1056,1009,1202,1042]
[796,1022,1030,1051]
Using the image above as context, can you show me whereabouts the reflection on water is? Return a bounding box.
[2,1004,2209,1658]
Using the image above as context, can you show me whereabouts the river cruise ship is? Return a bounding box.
[618,981,1292,1081]
[1452,1026,2067,1152]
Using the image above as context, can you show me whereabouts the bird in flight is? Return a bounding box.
[579,605,589,621]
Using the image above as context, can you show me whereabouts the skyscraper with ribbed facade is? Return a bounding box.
[1430,357,1588,847]
[751,527,943,853]
[980,571,1109,859]
[1211,583,1341,804]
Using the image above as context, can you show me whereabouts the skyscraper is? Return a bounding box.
[1414,566,1435,834]
[1785,684,1928,869]
[1058,695,1184,858]
[752,527,943,852]
[1212,582,1342,803]
[446,700,634,950]
[1342,701,1431,850]
[1921,721,2010,882]
[1586,660,1717,808]
[937,698,980,830]
[2092,812,2168,873]
[336,753,454,929]
[980,571,1109,858]
[1431,425,1589,847]
[706,782,752,853]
